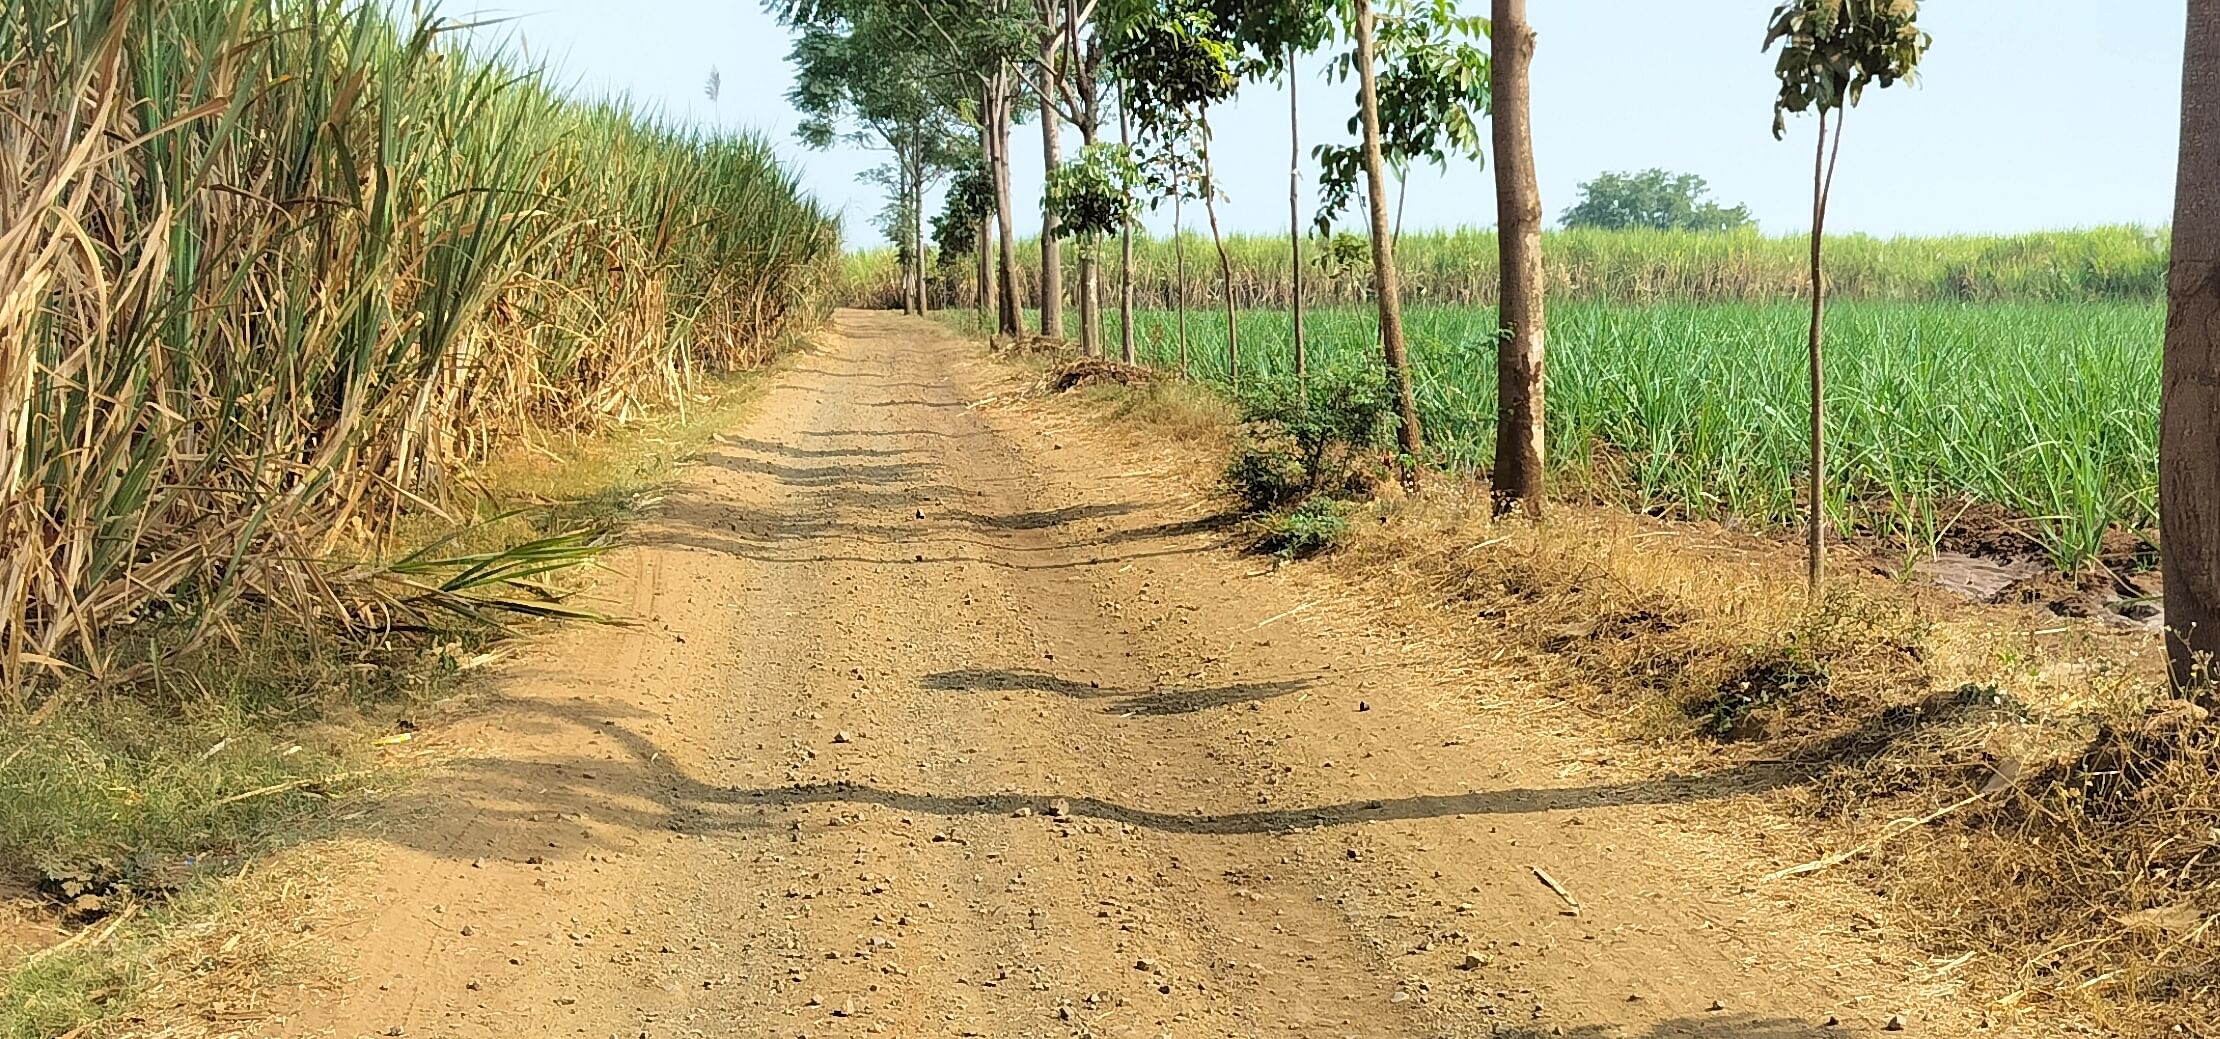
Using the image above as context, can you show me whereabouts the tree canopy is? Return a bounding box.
[1559,169,1754,233]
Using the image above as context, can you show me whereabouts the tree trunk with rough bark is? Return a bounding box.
[989,76,1022,337]
[1039,95,1066,340]
[2163,0,2220,695]
[977,213,994,333]
[1489,0,1544,516]
[1353,0,1423,459]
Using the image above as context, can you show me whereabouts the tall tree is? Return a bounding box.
[1489,0,1544,516]
[785,18,967,316]
[1764,0,1930,595]
[1314,0,1489,462]
[771,0,1032,335]
[1018,0,1115,351]
[1044,143,1139,352]
[1039,89,1067,338]
[2161,0,2220,693]
[932,163,998,330]
[1560,168,1754,232]
[1349,0,1419,459]
[1203,0,1334,382]
[1107,4,1237,376]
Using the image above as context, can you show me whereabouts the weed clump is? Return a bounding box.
[1221,366,1393,554]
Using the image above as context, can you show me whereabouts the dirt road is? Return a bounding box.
[265,312,1988,1039]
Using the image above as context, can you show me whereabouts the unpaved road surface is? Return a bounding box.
[265,312,1989,1039]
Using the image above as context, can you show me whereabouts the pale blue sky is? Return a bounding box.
[467,2,2186,246]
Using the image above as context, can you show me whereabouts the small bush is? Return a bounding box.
[1224,443,1312,512]
[1256,499,1354,559]
[1222,365,1393,513]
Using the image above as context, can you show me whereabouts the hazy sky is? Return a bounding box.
[468,2,2186,245]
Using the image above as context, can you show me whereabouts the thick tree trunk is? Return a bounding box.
[1039,94,1066,340]
[1118,82,1137,364]
[1289,42,1306,383]
[2162,0,2220,694]
[1354,0,1424,459]
[990,76,1022,337]
[1489,0,1545,516]
[1079,238,1102,357]
[1199,111,1237,388]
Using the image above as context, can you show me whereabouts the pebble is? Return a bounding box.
[833,731,855,744]
[1886,1014,1908,1031]
[1709,1000,1727,1012]
[1459,952,1487,971]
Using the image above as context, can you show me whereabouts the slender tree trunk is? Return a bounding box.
[1175,191,1190,375]
[977,213,994,334]
[1354,0,1424,459]
[1118,81,1137,364]
[912,157,930,316]
[1289,41,1306,383]
[1040,94,1066,340]
[899,152,919,315]
[1074,130,1102,358]
[1490,0,1545,517]
[990,75,1022,337]
[1805,109,1844,596]
[1198,110,1237,389]
[1394,168,1408,247]
[2162,0,2220,695]
[1067,0,1103,355]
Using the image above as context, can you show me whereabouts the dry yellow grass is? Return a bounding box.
[1044,366,2208,1033]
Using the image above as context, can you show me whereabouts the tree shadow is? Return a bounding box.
[948,502,1143,531]
[920,667,1316,715]
[715,436,916,460]
[799,428,988,440]
[698,455,928,487]
[1494,1012,1856,1038]
[367,696,1808,867]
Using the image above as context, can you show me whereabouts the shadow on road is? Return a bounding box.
[921,667,1315,716]
[370,695,1802,867]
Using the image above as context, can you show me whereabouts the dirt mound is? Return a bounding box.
[1046,358,1159,393]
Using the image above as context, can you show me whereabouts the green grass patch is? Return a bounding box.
[1103,301,2159,570]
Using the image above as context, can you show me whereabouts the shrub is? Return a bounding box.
[1256,499,1355,559]
[1221,364,1394,512]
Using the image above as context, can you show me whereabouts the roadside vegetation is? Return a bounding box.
[800,0,2219,1027]
[856,224,2173,308]
[1,1,833,1031]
